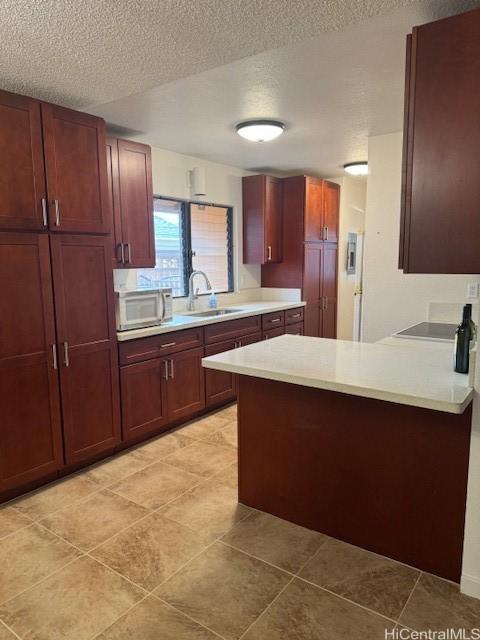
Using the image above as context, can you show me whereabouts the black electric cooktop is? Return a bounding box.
[395,322,457,341]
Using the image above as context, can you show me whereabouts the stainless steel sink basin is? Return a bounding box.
[181,308,243,318]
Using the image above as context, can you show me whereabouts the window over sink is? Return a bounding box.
[137,197,234,297]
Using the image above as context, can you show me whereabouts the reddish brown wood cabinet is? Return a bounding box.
[107,137,155,268]
[0,89,109,235]
[262,176,339,338]
[0,93,47,231]
[50,235,121,464]
[399,8,480,273]
[243,175,282,264]
[0,234,64,492]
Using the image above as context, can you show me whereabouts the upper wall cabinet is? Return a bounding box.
[0,89,110,234]
[107,137,155,268]
[243,174,282,264]
[399,9,480,274]
[304,177,339,243]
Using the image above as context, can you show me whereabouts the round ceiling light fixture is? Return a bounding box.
[343,161,368,176]
[235,120,285,142]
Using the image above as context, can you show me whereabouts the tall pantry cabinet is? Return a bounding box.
[0,89,120,495]
[260,176,339,338]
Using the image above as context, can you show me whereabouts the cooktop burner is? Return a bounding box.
[395,322,457,341]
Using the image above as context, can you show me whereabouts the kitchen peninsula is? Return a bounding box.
[202,335,474,583]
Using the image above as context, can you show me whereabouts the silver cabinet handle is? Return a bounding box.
[324,297,328,310]
[52,200,60,226]
[270,318,281,323]
[124,243,131,264]
[160,342,176,348]
[52,344,58,370]
[116,243,125,264]
[290,313,301,318]
[169,359,174,379]
[163,360,169,380]
[267,245,272,261]
[63,342,69,367]
[41,198,48,227]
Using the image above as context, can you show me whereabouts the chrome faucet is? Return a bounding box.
[187,270,212,311]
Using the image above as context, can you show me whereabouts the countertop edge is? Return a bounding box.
[201,358,474,415]
[117,301,306,341]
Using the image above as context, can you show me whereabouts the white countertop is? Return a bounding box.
[202,334,474,414]
[116,301,305,342]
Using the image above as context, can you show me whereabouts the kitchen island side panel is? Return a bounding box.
[237,375,472,583]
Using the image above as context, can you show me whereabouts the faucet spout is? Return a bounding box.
[187,270,212,311]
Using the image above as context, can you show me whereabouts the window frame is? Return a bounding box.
[152,194,234,298]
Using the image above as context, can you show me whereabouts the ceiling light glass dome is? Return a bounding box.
[235,120,285,142]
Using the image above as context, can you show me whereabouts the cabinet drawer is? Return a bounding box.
[285,307,304,325]
[263,327,285,340]
[119,327,204,365]
[262,311,285,331]
[285,321,304,336]
[204,315,261,345]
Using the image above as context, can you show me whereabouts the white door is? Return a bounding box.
[352,233,364,342]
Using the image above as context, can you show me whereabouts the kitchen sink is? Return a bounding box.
[180,308,243,317]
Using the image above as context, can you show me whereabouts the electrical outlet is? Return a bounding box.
[466,283,479,299]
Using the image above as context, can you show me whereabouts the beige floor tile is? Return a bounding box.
[84,450,154,485]
[243,578,394,640]
[40,490,150,551]
[0,507,31,539]
[97,595,218,639]
[400,573,480,632]
[156,541,291,640]
[110,461,203,510]
[299,536,419,619]
[163,441,236,478]
[217,404,237,421]
[0,556,143,640]
[91,512,211,591]
[181,413,232,440]
[162,474,251,539]
[200,422,238,448]
[212,462,238,488]
[134,431,195,462]
[11,473,102,520]
[222,511,323,573]
[0,622,16,640]
[0,524,81,604]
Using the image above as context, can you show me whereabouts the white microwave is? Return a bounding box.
[115,288,173,331]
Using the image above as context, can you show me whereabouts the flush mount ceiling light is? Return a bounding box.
[235,120,285,142]
[343,161,368,176]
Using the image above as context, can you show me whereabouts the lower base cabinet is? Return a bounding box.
[121,346,205,443]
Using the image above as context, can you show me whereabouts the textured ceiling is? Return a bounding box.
[1,0,421,108]
[91,0,480,177]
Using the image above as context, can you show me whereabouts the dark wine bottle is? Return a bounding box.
[454,304,473,374]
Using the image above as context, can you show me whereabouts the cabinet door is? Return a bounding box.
[323,181,339,243]
[166,347,205,422]
[264,176,282,263]
[401,10,480,273]
[120,359,169,442]
[205,339,237,407]
[263,327,285,340]
[304,178,323,242]
[117,139,155,268]
[0,234,63,492]
[321,244,338,339]
[303,302,321,338]
[285,322,304,336]
[303,243,322,337]
[0,91,47,231]
[50,235,121,464]
[42,104,110,233]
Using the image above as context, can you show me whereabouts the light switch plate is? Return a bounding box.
[466,283,479,299]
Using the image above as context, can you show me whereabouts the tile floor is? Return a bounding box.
[0,403,479,639]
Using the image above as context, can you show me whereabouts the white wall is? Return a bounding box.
[114,145,261,294]
[362,132,478,343]
[332,176,366,341]
[362,131,480,599]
